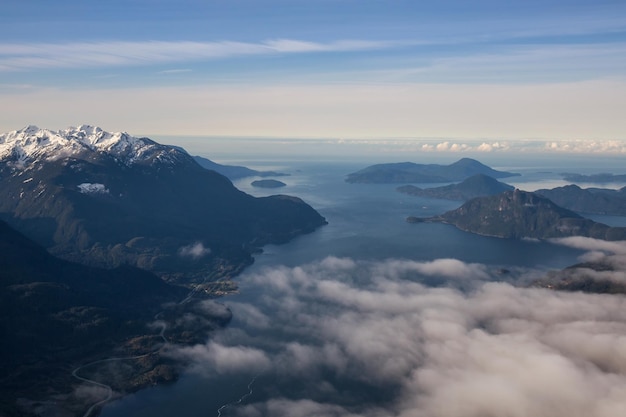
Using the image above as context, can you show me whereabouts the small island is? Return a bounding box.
[251,179,287,188]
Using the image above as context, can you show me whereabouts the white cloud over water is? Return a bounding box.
[169,256,626,417]
[169,341,271,376]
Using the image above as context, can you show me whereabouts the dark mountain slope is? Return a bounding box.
[0,126,326,282]
[0,219,196,415]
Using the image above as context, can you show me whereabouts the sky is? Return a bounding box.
[1,0,626,141]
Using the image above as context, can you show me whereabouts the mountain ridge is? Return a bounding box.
[0,125,185,168]
[0,125,327,283]
[192,154,288,179]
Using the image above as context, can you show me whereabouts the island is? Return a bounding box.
[412,189,626,240]
[251,179,287,188]
[346,158,519,184]
[397,174,514,201]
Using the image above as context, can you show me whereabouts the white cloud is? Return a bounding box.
[178,242,211,259]
[167,341,270,376]
[550,237,626,255]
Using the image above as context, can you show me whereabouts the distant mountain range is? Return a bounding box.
[346,158,519,184]
[561,172,626,183]
[0,126,326,284]
[397,174,514,201]
[192,154,288,180]
[417,189,626,240]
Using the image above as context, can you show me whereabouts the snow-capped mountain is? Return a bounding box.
[0,125,326,283]
[0,125,187,168]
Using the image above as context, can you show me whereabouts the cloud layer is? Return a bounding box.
[166,254,626,417]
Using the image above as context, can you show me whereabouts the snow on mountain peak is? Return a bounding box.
[0,125,176,168]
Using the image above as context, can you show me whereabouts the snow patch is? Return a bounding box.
[0,125,180,168]
[78,183,109,194]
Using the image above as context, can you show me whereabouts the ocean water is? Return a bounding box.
[100,153,625,417]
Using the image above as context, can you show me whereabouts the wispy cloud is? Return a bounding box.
[157,69,192,74]
[333,42,626,84]
[0,39,398,72]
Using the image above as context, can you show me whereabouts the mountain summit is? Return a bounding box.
[0,125,327,283]
[0,125,189,168]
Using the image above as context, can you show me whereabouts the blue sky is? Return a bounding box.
[1,0,625,142]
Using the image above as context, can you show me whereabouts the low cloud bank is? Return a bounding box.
[549,238,626,284]
[169,256,626,417]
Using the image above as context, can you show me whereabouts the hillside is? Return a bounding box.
[0,126,326,284]
[0,219,232,416]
